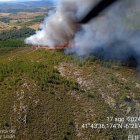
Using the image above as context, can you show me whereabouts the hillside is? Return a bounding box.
[0,0,54,31]
[0,1,140,139]
[0,47,140,139]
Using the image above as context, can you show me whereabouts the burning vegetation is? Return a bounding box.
[33,42,71,50]
[25,0,140,67]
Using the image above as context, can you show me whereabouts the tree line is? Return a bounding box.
[0,28,35,41]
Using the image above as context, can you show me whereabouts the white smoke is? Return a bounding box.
[25,0,78,47]
[25,0,140,63]
[25,0,110,47]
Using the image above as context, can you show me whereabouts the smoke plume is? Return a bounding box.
[25,0,140,65]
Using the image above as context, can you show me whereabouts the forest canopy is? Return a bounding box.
[0,28,35,41]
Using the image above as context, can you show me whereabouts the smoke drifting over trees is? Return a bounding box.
[25,0,140,65]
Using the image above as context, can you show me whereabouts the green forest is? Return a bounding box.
[0,28,35,51]
[0,28,35,41]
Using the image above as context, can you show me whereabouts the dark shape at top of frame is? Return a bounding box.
[79,0,120,24]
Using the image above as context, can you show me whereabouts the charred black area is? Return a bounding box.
[79,0,120,24]
[122,56,138,68]
[82,40,139,68]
